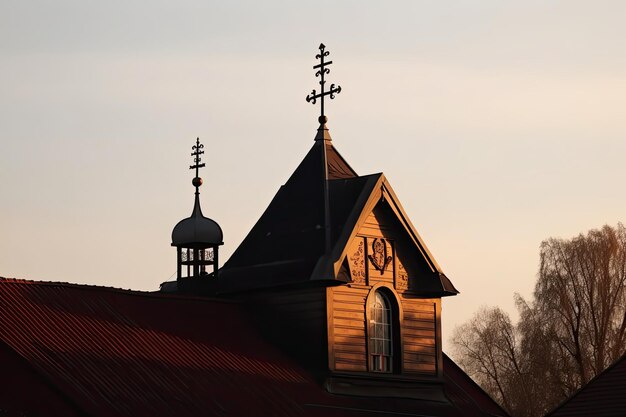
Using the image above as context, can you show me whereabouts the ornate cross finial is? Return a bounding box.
[190,137,205,192]
[305,43,342,122]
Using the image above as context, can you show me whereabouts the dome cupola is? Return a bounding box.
[171,196,223,246]
[171,138,223,284]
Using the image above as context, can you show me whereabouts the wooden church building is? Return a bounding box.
[0,45,507,417]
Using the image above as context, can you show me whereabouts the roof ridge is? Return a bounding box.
[0,276,155,293]
[0,276,239,304]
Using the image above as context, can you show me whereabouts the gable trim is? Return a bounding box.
[311,174,445,283]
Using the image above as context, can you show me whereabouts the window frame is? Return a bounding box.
[365,284,403,374]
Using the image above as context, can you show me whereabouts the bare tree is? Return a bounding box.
[536,224,626,385]
[452,224,626,417]
[452,307,520,414]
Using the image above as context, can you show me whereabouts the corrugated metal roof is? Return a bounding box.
[0,278,504,417]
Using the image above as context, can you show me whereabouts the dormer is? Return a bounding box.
[322,176,457,397]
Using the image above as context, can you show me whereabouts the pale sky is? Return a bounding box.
[2,1,626,346]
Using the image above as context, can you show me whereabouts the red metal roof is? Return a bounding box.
[0,277,505,417]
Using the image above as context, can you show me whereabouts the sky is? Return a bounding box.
[2,1,626,346]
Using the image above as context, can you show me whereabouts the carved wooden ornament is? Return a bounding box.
[368,238,393,275]
[348,238,367,284]
[396,259,408,290]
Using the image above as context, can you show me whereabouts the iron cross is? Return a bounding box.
[306,43,342,120]
[190,137,205,179]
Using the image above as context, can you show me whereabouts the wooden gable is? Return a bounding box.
[314,174,457,297]
[344,202,439,292]
[324,176,457,389]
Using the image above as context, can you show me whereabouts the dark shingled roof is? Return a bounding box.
[546,352,626,417]
[220,129,372,291]
[0,278,506,417]
[224,137,358,267]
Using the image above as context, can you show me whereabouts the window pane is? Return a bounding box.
[369,291,393,372]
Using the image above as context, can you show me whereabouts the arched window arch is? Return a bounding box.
[368,288,401,373]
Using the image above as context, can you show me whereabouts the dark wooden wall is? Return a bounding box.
[244,286,328,375]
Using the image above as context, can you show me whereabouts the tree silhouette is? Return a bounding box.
[452,224,626,417]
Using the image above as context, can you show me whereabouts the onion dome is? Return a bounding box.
[171,138,223,247]
[171,192,223,246]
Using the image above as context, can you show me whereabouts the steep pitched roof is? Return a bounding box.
[220,122,364,291]
[219,173,377,292]
[220,122,457,296]
[225,131,357,266]
[546,352,626,417]
[0,278,504,417]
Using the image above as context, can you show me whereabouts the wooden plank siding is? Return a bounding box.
[327,284,440,377]
[327,200,442,378]
[400,297,439,376]
[359,211,394,237]
[328,286,368,372]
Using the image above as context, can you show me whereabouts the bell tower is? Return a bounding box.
[171,138,223,288]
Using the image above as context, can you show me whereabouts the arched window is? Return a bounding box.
[369,291,393,372]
